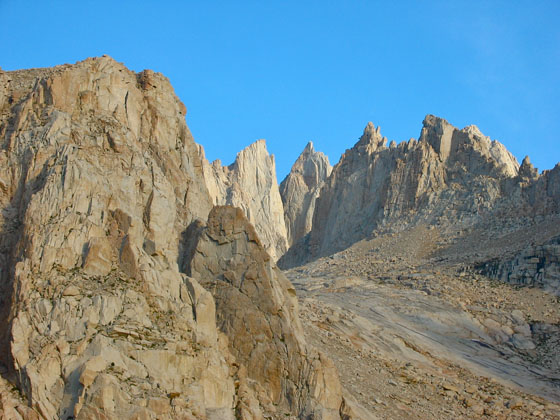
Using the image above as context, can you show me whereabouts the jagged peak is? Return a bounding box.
[420,115,518,174]
[423,116,492,147]
[206,140,272,173]
[294,140,328,161]
[421,115,458,143]
[361,121,382,136]
[285,140,332,180]
[230,139,271,166]
[348,116,520,180]
[241,138,268,153]
[422,114,451,129]
[356,121,385,152]
[462,124,485,138]
[518,155,538,179]
[294,141,319,163]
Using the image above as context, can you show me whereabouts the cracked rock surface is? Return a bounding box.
[0,57,354,420]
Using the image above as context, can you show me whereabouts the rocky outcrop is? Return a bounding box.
[185,206,349,419]
[517,156,539,181]
[419,115,519,177]
[0,56,239,419]
[0,373,42,419]
[280,116,530,268]
[477,235,560,294]
[201,141,288,261]
[280,142,332,246]
[0,57,354,419]
[513,163,560,215]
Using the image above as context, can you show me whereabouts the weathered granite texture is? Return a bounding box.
[0,57,352,420]
[280,142,331,246]
[201,141,288,261]
[280,116,559,269]
[185,206,350,419]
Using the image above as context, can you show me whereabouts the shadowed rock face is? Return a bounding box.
[280,141,332,246]
[185,206,348,420]
[477,234,560,294]
[201,140,289,261]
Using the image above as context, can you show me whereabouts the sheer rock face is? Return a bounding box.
[279,142,332,246]
[280,116,529,267]
[185,206,346,420]
[0,57,357,420]
[201,140,288,261]
[0,56,242,419]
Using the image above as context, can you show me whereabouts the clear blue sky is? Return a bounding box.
[1,1,559,179]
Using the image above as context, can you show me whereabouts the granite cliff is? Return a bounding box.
[0,57,352,420]
[201,141,288,261]
[279,116,560,273]
[276,119,560,418]
[280,142,332,246]
[184,206,347,419]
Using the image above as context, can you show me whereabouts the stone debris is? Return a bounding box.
[477,235,560,293]
[287,231,560,419]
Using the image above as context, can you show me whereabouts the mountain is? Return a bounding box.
[0,57,353,420]
[201,140,288,261]
[1,56,559,419]
[280,141,332,246]
[279,116,560,272]
[184,206,347,419]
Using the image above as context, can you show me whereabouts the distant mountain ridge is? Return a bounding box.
[279,115,560,271]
